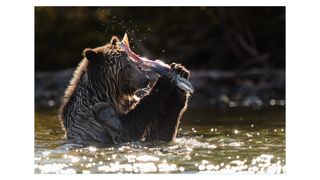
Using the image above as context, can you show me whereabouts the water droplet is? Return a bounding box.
[48,100,55,107]
[86,163,92,168]
[71,156,80,163]
[206,164,215,171]
[202,160,209,164]
[270,99,276,106]
[89,146,97,152]
[198,164,206,171]
[43,151,51,156]
[220,94,229,103]
[228,101,238,107]
[257,100,263,106]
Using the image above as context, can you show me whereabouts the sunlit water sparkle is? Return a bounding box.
[35,109,285,174]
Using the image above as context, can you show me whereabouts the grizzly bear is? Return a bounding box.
[59,37,190,146]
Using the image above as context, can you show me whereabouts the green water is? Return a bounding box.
[35,107,285,174]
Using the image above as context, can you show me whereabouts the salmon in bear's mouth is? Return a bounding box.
[117,33,195,94]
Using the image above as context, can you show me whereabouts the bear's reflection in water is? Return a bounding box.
[35,109,285,174]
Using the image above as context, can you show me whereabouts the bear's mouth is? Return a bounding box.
[117,33,195,94]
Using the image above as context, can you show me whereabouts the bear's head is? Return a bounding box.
[83,44,150,113]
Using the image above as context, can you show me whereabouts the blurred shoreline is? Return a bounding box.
[35,68,285,110]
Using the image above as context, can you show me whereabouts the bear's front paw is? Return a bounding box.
[170,63,190,80]
[169,63,194,94]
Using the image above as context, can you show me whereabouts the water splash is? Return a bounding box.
[35,114,285,174]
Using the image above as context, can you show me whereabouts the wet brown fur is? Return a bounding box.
[59,41,190,145]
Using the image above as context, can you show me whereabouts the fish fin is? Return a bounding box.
[122,33,130,49]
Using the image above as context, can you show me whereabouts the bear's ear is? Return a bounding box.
[110,36,120,45]
[83,48,101,62]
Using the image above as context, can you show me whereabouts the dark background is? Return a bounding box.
[35,7,285,71]
[35,7,285,112]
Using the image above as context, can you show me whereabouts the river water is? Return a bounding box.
[35,107,285,174]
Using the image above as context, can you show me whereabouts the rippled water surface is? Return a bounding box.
[35,107,285,174]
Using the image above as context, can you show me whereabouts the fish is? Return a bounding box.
[117,33,195,94]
